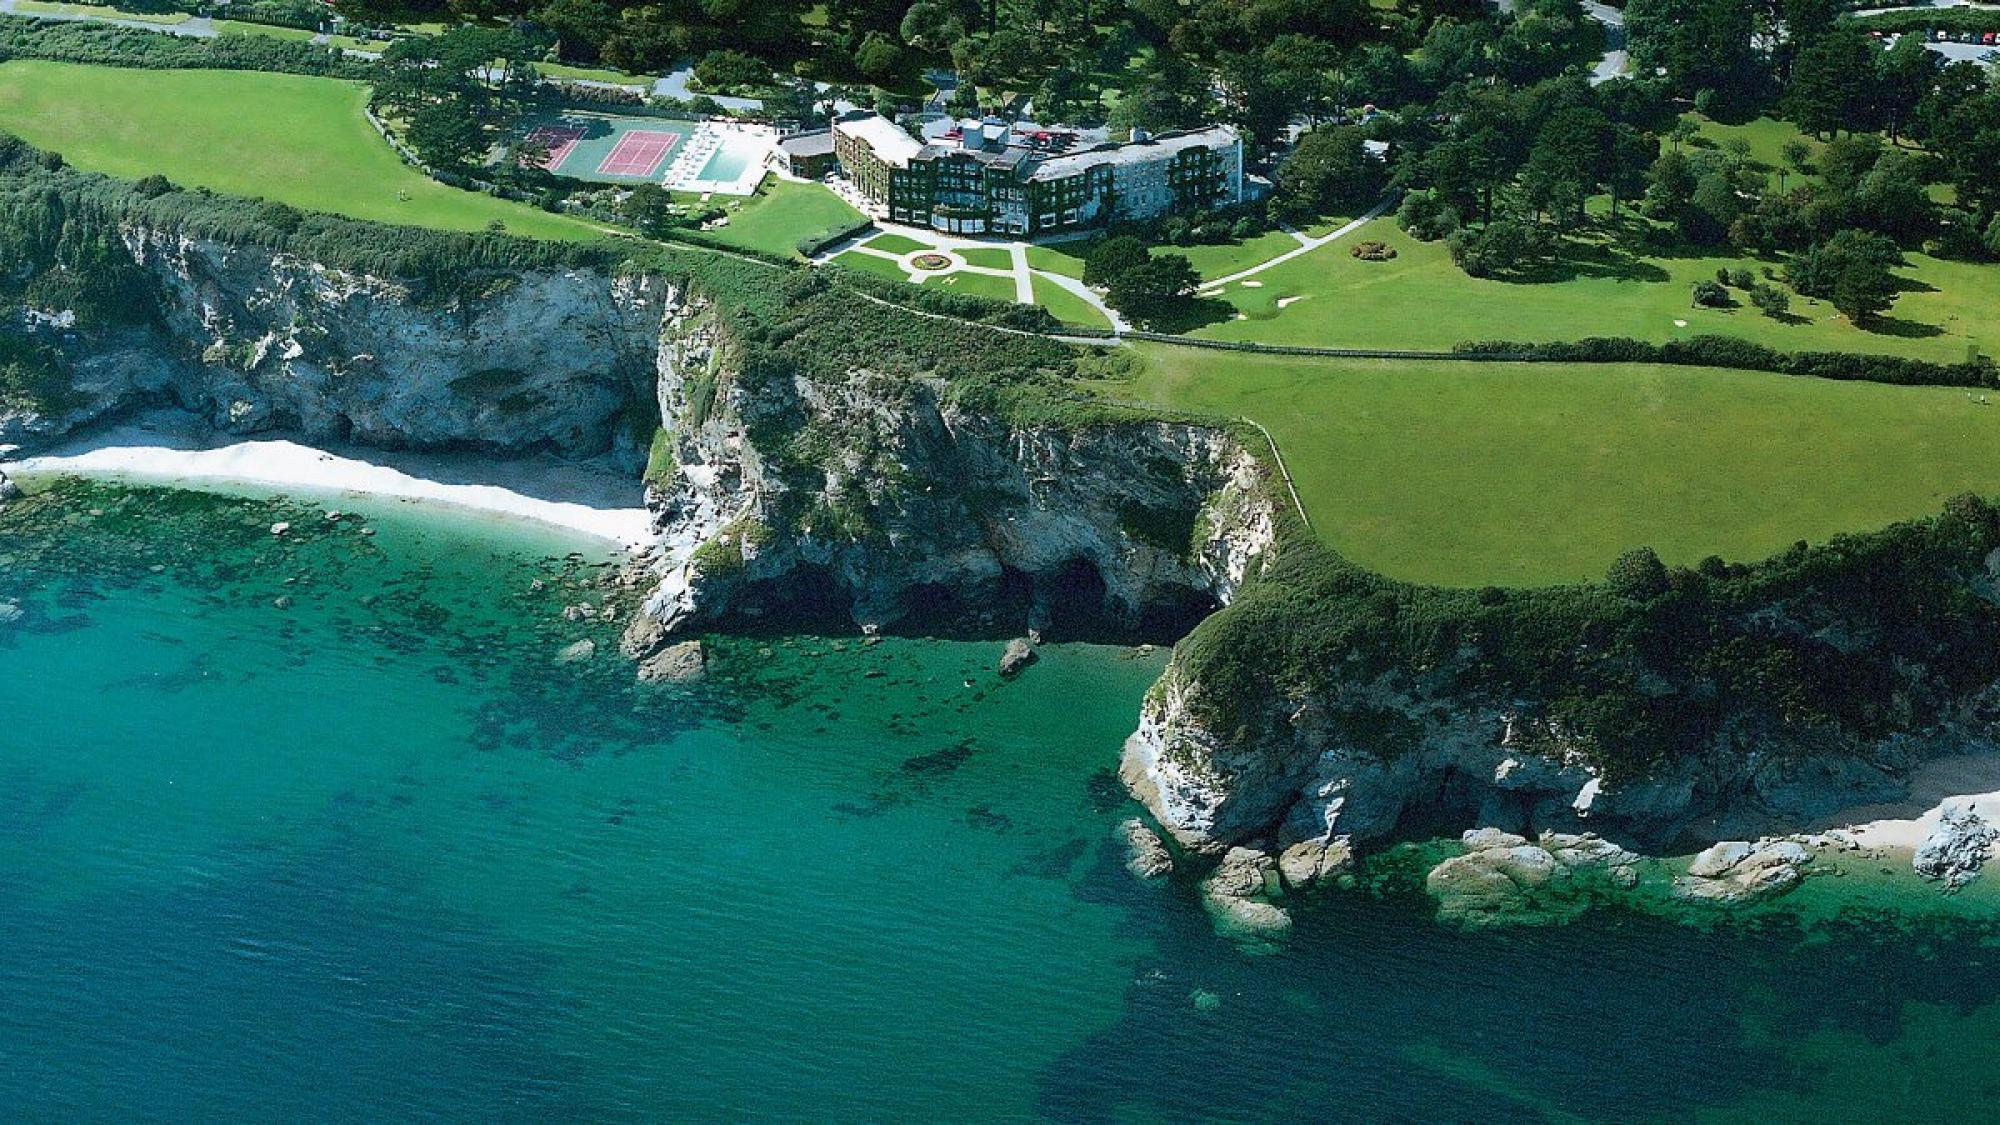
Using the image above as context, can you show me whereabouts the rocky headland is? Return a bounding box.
[11,166,2000,934]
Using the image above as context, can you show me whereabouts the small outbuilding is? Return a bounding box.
[775,129,838,179]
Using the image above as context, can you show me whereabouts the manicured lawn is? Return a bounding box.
[1118,343,2000,587]
[1193,215,1999,364]
[692,177,864,258]
[1175,227,1312,279]
[1025,242,1089,279]
[829,249,911,280]
[863,231,928,255]
[537,60,655,85]
[1690,115,1824,174]
[213,20,318,40]
[1028,219,1345,282]
[1030,274,1110,329]
[0,61,604,241]
[956,245,1015,271]
[919,270,1019,302]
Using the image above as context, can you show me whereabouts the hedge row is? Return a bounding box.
[794,217,874,258]
[1845,10,2000,34]
[0,15,370,78]
[1453,334,1996,387]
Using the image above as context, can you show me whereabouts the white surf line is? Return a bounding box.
[1200,197,1395,290]
[3,439,655,548]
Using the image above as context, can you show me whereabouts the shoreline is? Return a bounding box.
[1810,752,2000,854]
[1,416,656,549]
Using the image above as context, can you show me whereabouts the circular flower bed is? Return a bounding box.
[910,253,954,271]
[1349,240,1397,261]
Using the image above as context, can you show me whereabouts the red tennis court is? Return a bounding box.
[523,125,586,170]
[595,130,681,177]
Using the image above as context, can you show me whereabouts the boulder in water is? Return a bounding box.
[1201,846,1290,933]
[556,639,598,665]
[621,612,668,660]
[1120,818,1174,879]
[1673,839,1812,904]
[1426,832,1572,926]
[637,639,706,683]
[1277,838,1353,892]
[998,637,1038,678]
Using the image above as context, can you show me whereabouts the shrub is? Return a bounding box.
[1606,547,1670,600]
[1748,283,1791,318]
[1398,190,1460,241]
[1349,240,1396,261]
[1448,220,1548,279]
[1690,279,1730,307]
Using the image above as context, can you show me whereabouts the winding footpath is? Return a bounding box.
[1196,198,1394,290]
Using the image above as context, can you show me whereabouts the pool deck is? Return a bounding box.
[665,121,777,196]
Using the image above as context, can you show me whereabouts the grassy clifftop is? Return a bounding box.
[1119,343,2000,587]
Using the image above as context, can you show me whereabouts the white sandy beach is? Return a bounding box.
[2,416,656,548]
[1814,753,2000,853]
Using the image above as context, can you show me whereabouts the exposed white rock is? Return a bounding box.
[998,637,1038,678]
[1913,806,2000,889]
[1673,840,1813,904]
[1276,837,1353,892]
[1119,818,1175,879]
[6,231,673,463]
[1200,846,1290,933]
[636,639,706,683]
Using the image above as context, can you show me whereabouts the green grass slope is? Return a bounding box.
[0,60,603,240]
[1121,343,2000,587]
[1194,216,1998,365]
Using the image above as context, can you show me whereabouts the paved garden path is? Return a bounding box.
[1198,197,1395,289]
[817,225,1131,333]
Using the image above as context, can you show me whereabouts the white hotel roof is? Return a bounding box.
[835,115,924,167]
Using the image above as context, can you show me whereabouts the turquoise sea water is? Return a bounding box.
[5,481,2000,1121]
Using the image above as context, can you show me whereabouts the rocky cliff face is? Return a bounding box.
[625,293,1277,645]
[22,226,1991,890]
[1123,576,2000,861]
[5,228,669,464]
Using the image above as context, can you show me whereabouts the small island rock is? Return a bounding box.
[1120,818,1175,879]
[637,639,706,683]
[998,637,1038,678]
[1673,839,1812,904]
[1201,846,1291,933]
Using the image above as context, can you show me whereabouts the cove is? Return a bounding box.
[4,481,2000,1120]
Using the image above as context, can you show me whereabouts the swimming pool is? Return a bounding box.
[696,140,756,182]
